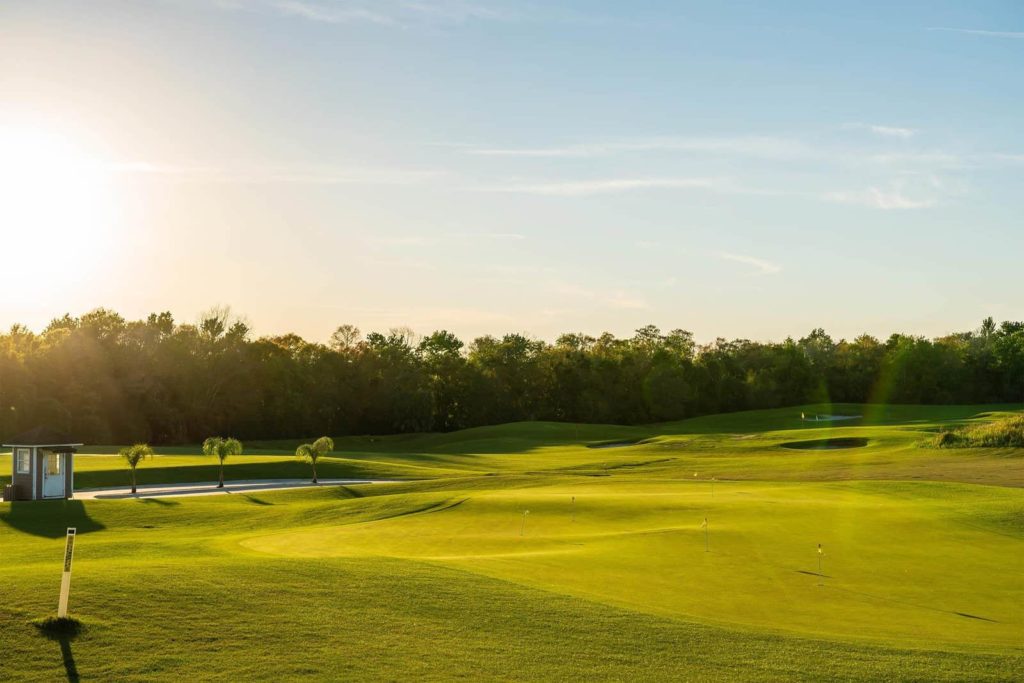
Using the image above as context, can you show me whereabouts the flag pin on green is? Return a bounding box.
[817,543,825,586]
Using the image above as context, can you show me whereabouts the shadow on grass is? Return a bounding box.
[138,497,179,506]
[241,495,274,506]
[829,585,1000,624]
[74,460,393,490]
[33,616,83,682]
[0,500,105,538]
[335,485,366,499]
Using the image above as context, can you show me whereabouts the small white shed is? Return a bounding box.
[3,427,82,501]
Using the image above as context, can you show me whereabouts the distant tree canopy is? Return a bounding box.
[1,309,1022,445]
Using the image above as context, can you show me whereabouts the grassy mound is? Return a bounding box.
[587,438,646,449]
[780,437,869,450]
[932,414,1024,448]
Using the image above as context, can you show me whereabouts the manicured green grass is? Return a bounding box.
[1,403,1022,680]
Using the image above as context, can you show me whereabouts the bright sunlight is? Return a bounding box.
[0,123,116,305]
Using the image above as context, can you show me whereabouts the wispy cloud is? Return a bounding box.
[861,151,962,168]
[841,122,918,139]
[108,162,442,185]
[446,231,526,240]
[821,187,935,210]
[218,0,518,27]
[466,136,811,160]
[986,153,1024,164]
[607,291,651,310]
[367,236,432,247]
[549,281,651,310]
[366,231,529,255]
[266,1,397,25]
[329,305,516,327]
[480,177,722,196]
[869,125,916,139]
[717,252,782,276]
[927,27,1024,39]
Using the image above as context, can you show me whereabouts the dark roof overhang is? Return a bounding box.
[2,426,83,448]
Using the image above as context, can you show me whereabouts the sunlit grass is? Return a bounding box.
[1,403,1022,680]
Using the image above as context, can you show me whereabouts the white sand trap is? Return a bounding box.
[800,413,862,422]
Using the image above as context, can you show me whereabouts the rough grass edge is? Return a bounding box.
[927,415,1024,449]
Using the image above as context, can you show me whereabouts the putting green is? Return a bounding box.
[242,479,1023,650]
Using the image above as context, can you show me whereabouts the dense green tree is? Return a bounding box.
[2,311,1022,445]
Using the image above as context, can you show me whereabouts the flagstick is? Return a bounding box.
[818,543,824,587]
[520,510,530,536]
[571,496,575,523]
[703,517,709,552]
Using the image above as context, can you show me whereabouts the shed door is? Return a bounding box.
[42,453,65,498]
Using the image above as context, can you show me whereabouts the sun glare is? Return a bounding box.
[0,124,117,306]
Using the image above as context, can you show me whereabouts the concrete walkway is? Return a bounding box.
[74,478,398,500]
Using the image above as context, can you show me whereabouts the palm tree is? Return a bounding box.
[295,436,334,484]
[202,436,243,488]
[119,444,154,494]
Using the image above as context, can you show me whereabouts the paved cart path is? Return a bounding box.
[74,478,399,500]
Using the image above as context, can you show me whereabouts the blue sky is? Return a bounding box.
[1,1,1022,342]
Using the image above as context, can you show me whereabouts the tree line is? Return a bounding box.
[1,308,1022,445]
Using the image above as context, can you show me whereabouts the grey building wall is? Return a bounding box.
[10,446,35,500]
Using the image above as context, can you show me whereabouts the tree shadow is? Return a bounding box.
[334,485,365,499]
[0,500,106,539]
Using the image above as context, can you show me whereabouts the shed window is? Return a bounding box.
[15,449,31,474]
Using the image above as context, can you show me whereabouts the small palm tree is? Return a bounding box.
[295,436,334,484]
[119,444,154,494]
[202,436,243,488]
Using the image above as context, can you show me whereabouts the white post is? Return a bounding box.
[58,527,76,617]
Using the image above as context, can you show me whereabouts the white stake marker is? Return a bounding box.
[58,527,76,617]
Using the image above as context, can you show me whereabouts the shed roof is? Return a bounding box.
[2,426,83,447]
